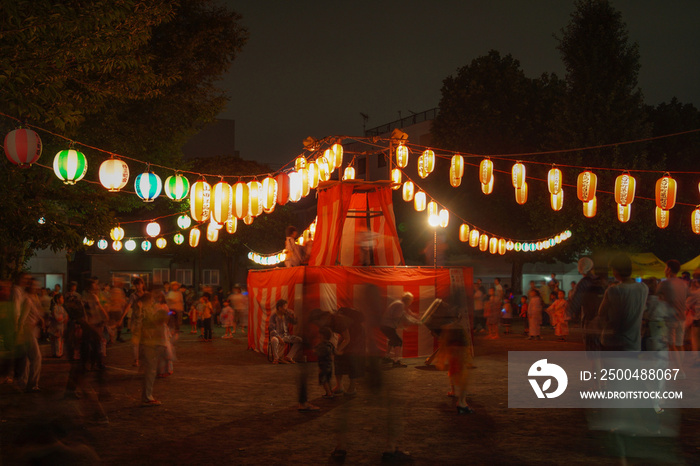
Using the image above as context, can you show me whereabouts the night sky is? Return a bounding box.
[217,1,700,168]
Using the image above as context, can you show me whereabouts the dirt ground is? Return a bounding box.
[1,322,698,465]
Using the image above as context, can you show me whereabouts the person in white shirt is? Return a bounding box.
[380,292,421,367]
[284,226,307,267]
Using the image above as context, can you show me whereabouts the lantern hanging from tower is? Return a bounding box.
[232,181,250,217]
[110,226,124,241]
[391,168,401,188]
[164,173,190,201]
[511,162,526,188]
[489,237,498,255]
[414,191,426,212]
[459,224,470,242]
[469,229,480,248]
[276,173,290,206]
[547,166,563,195]
[614,173,636,206]
[134,170,162,202]
[317,157,330,182]
[655,207,670,229]
[99,157,129,192]
[577,170,597,202]
[190,179,211,222]
[330,143,343,169]
[294,156,307,170]
[439,208,449,228]
[451,154,464,179]
[248,180,263,216]
[53,149,87,185]
[617,203,631,223]
[479,158,493,184]
[396,144,409,168]
[583,197,597,218]
[515,183,528,205]
[479,233,489,252]
[211,180,233,224]
[427,201,438,218]
[449,165,462,188]
[550,190,564,211]
[418,150,435,179]
[262,176,278,211]
[497,239,506,255]
[481,177,494,195]
[343,166,355,181]
[226,215,237,234]
[4,128,42,166]
[288,172,302,203]
[655,173,677,210]
[402,181,415,202]
[307,161,319,189]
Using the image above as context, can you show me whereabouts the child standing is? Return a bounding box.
[220,300,235,339]
[527,290,542,340]
[548,290,569,341]
[49,293,67,358]
[188,303,198,334]
[199,293,213,341]
[315,326,335,398]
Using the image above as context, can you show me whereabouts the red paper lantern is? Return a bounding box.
[4,128,42,166]
[655,173,677,210]
[577,170,597,202]
[276,173,290,206]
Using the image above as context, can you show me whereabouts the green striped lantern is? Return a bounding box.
[164,173,190,201]
[135,170,162,202]
[53,149,87,185]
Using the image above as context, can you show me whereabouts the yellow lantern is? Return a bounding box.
[112,240,123,251]
[614,173,636,206]
[583,197,597,218]
[225,215,237,234]
[655,207,670,229]
[294,156,307,170]
[655,173,677,210]
[248,180,263,216]
[209,215,223,230]
[451,154,464,179]
[300,168,310,197]
[342,166,355,181]
[307,162,319,189]
[479,158,493,184]
[317,157,330,182]
[330,143,343,169]
[110,226,124,241]
[146,221,161,238]
[449,165,462,188]
[262,176,277,211]
[459,224,470,242]
[414,191,426,212]
[391,168,401,188]
[439,209,449,228]
[511,162,526,188]
[419,150,435,178]
[692,207,700,234]
[190,179,211,222]
[243,215,254,225]
[515,182,528,205]
[206,222,219,242]
[497,238,506,255]
[550,190,563,211]
[617,203,631,223]
[189,227,201,247]
[577,170,597,202]
[232,181,250,218]
[417,154,426,179]
[288,171,302,202]
[547,166,563,194]
[402,181,415,202]
[99,157,130,192]
[156,237,167,249]
[469,229,480,248]
[396,144,409,168]
[211,180,232,224]
[489,237,498,254]
[428,212,440,227]
[481,177,494,195]
[479,233,489,252]
[427,200,438,218]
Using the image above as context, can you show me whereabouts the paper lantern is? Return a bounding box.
[514,242,522,252]
[288,171,302,203]
[617,203,631,223]
[479,233,489,252]
[439,209,449,228]
[307,162,319,189]
[515,183,528,205]
[402,181,415,202]
[99,158,129,192]
[177,214,192,229]
[248,180,263,216]
[427,201,438,218]
[231,181,249,217]
[497,238,506,255]
[4,128,42,166]
[300,168,310,197]
[506,240,514,251]
[276,173,290,205]
[243,215,254,225]
[614,173,636,206]
[583,197,597,218]
[189,227,201,247]
[82,238,94,247]
[418,150,435,179]
[655,207,670,229]
[481,177,494,195]
[451,154,464,179]
[469,229,480,248]
[330,143,343,169]
[692,207,700,234]
[156,237,167,249]
[550,190,563,211]
[190,179,211,222]
[391,168,401,188]
[294,156,307,170]
[110,226,124,241]
[396,145,409,168]
[655,174,677,210]
[577,170,597,202]
[164,174,190,201]
[53,149,87,185]
[414,191,426,212]
[343,166,355,181]
[547,167,562,195]
[428,213,440,227]
[479,158,493,184]
[97,239,108,250]
[141,240,152,251]
[449,165,462,188]
[135,171,162,202]
[489,237,498,255]
[262,176,278,210]
[124,239,136,251]
[112,241,123,251]
[317,157,330,182]
[146,221,161,237]
[225,216,237,234]
[459,224,470,242]
[206,223,219,242]
[511,162,526,188]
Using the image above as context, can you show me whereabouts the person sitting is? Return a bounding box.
[268,299,302,364]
